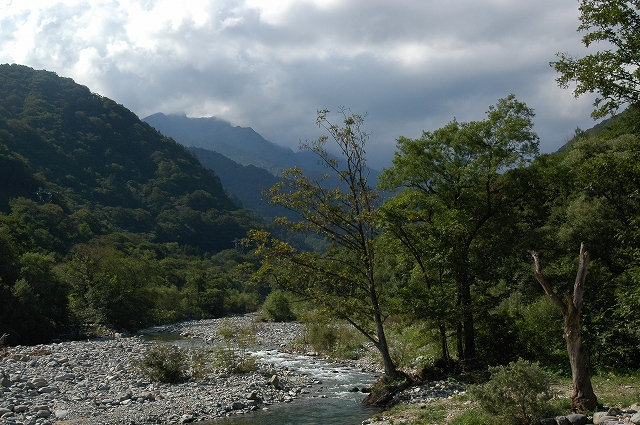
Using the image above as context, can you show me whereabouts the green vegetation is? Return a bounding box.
[139,344,189,383]
[212,319,258,373]
[2,2,640,415]
[261,289,296,322]
[468,359,558,425]
[0,64,266,345]
[552,0,640,119]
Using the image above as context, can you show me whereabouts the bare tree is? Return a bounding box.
[529,243,597,413]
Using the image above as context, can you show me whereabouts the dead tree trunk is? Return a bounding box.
[529,243,598,413]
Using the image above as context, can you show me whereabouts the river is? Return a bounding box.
[144,333,382,425]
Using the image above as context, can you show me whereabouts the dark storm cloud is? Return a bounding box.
[1,0,598,169]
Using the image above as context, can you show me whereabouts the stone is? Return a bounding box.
[36,409,51,418]
[37,386,59,394]
[0,378,12,388]
[0,408,11,415]
[31,379,47,388]
[13,406,28,413]
[593,413,618,425]
[631,413,640,424]
[232,402,245,410]
[555,416,570,425]
[1,411,14,418]
[268,375,282,389]
[54,373,75,381]
[54,410,69,419]
[566,413,588,425]
[180,414,195,423]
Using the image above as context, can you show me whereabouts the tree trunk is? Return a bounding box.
[565,303,597,413]
[529,243,598,413]
[374,311,397,377]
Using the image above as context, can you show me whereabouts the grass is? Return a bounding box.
[368,372,639,425]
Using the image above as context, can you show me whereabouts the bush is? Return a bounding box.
[213,320,257,373]
[139,344,188,383]
[262,290,296,322]
[468,358,558,425]
[305,322,338,352]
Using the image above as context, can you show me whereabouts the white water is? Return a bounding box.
[142,333,382,424]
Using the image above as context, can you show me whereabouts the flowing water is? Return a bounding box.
[205,350,382,425]
[143,333,382,425]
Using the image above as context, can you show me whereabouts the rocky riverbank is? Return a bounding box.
[1,314,469,425]
[0,314,384,425]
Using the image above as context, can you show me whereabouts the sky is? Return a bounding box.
[0,0,601,170]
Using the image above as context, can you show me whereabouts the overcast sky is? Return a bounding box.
[1,0,600,169]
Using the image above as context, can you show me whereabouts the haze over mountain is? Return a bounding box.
[143,113,325,177]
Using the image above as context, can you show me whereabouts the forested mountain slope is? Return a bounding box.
[0,64,260,253]
[0,64,266,344]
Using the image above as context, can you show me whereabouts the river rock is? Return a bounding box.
[593,412,619,424]
[0,314,367,424]
[566,413,588,425]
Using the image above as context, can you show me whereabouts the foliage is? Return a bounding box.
[0,64,268,344]
[262,290,296,322]
[305,322,339,353]
[552,0,640,119]
[379,95,539,365]
[252,108,398,376]
[139,344,188,383]
[212,319,257,373]
[0,333,8,359]
[469,359,558,425]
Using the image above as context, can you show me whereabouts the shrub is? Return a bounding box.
[213,320,257,373]
[139,344,188,383]
[262,290,296,322]
[305,322,338,352]
[0,333,8,359]
[468,358,558,425]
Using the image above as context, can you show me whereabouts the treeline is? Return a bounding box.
[252,101,640,374]
[0,64,267,345]
[0,205,265,345]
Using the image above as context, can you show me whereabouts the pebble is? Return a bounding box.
[0,315,321,424]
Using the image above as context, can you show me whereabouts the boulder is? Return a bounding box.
[593,412,618,425]
[566,413,588,425]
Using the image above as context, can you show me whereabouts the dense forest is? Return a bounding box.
[0,64,268,344]
[1,30,639,381]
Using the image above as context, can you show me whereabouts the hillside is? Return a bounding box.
[0,64,260,253]
[187,147,298,221]
[143,113,327,176]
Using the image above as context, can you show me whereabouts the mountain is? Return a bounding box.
[186,147,299,222]
[0,63,261,253]
[142,113,324,176]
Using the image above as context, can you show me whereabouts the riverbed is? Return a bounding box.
[0,315,382,424]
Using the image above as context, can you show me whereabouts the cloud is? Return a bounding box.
[0,0,599,169]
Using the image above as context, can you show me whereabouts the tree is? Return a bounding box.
[379,95,539,366]
[250,108,398,376]
[529,244,598,413]
[552,0,640,118]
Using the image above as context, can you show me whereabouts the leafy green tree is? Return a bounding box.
[379,95,539,366]
[251,108,399,376]
[553,0,640,118]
